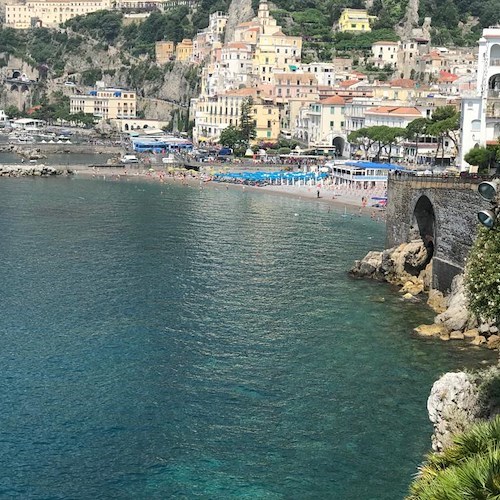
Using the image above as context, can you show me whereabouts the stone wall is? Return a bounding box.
[386,176,487,292]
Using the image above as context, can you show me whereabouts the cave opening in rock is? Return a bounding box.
[409,195,436,274]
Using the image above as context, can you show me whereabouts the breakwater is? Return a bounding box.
[0,164,70,176]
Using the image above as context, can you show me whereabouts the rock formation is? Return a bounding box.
[427,372,480,451]
[0,165,66,176]
[351,240,500,350]
[225,0,254,44]
[349,238,431,294]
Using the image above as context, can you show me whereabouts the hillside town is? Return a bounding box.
[0,0,499,172]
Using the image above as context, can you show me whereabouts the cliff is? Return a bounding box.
[225,0,254,43]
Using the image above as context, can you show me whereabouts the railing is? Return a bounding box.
[490,59,500,66]
[388,171,493,188]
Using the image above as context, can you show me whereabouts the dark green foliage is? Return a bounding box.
[81,68,103,86]
[64,10,123,43]
[464,147,496,173]
[407,416,500,499]
[465,226,500,322]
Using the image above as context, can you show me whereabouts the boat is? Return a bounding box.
[9,133,35,144]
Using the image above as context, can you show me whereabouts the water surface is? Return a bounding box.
[0,178,493,499]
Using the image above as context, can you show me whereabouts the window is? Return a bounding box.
[330,121,334,127]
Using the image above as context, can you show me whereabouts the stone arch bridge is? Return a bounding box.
[386,174,489,292]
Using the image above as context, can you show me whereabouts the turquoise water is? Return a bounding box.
[0,178,494,499]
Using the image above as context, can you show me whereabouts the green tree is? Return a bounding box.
[427,106,460,165]
[348,127,376,159]
[219,125,244,149]
[239,97,256,146]
[370,125,406,162]
[406,117,430,163]
[407,415,500,499]
[465,225,500,322]
[348,126,405,161]
[464,146,495,173]
[5,105,22,119]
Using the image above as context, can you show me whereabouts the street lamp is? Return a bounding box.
[478,179,500,229]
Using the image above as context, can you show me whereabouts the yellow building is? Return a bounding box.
[192,87,280,144]
[253,31,302,84]
[176,39,193,62]
[70,88,136,120]
[338,8,375,33]
[5,0,111,29]
[155,41,175,65]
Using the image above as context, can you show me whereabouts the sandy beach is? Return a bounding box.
[70,164,387,217]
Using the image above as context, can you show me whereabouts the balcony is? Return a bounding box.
[488,89,500,99]
[490,59,500,67]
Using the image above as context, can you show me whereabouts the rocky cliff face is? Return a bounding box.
[2,43,196,122]
[427,372,480,451]
[349,239,432,295]
[350,241,500,349]
[225,0,254,43]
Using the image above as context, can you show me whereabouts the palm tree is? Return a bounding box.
[407,416,500,499]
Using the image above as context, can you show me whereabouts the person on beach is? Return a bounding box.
[317,189,320,198]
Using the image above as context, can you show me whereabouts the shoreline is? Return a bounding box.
[70,165,387,217]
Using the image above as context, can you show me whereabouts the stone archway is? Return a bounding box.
[489,73,500,91]
[332,136,345,157]
[412,194,436,260]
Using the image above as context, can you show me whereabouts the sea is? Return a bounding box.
[0,176,494,499]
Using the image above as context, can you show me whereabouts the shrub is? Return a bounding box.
[465,225,500,322]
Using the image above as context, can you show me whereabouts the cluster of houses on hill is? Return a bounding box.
[186,0,496,169]
[1,0,499,169]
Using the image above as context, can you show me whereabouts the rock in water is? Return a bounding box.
[435,275,476,332]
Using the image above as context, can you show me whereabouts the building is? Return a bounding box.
[273,72,318,101]
[364,105,423,128]
[5,0,111,29]
[397,37,430,79]
[302,63,338,87]
[114,0,195,10]
[70,88,136,120]
[295,95,347,155]
[338,8,376,33]
[370,41,399,69]
[155,41,175,64]
[460,27,500,170]
[192,12,228,64]
[175,39,193,62]
[192,87,280,144]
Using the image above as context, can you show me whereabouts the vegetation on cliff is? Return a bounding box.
[465,225,500,323]
[407,415,500,498]
[255,0,496,48]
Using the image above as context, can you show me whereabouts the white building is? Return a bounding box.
[301,63,338,87]
[370,41,399,69]
[295,96,347,155]
[459,27,500,170]
[5,0,111,29]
